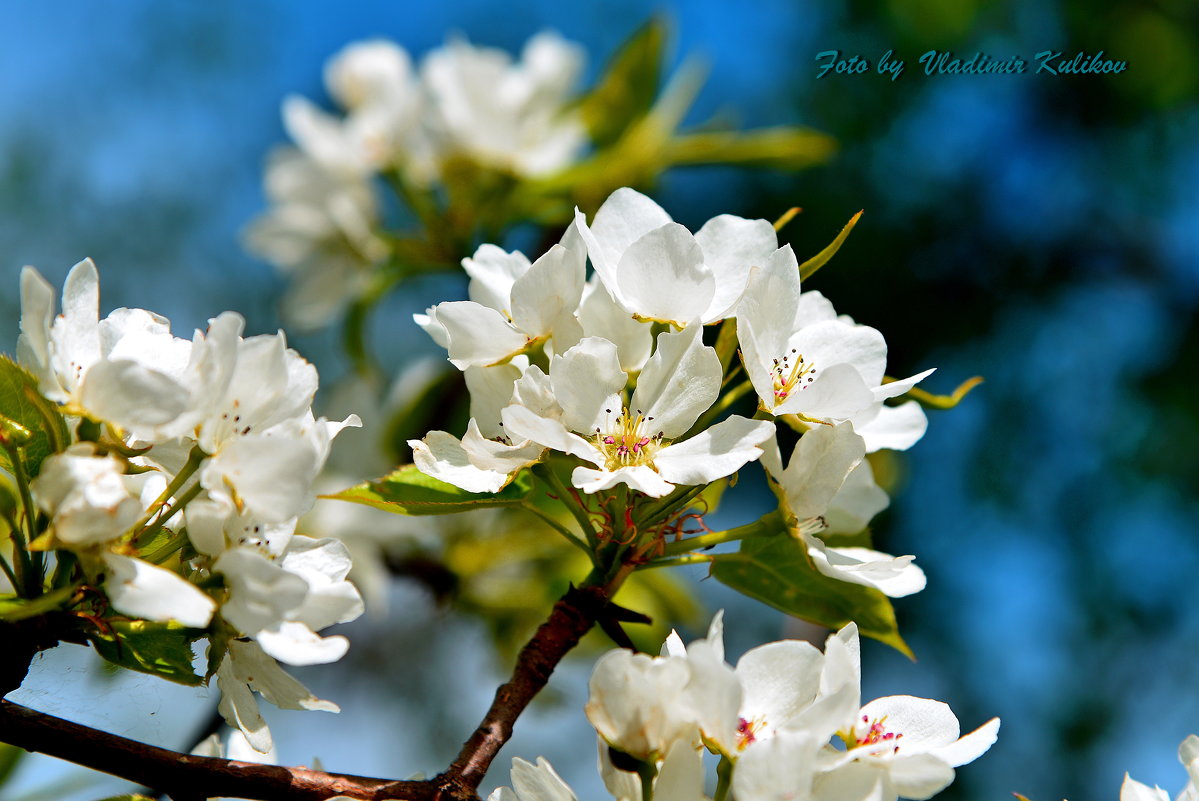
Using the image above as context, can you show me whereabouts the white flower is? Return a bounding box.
[585,648,697,761]
[597,738,708,801]
[501,328,774,498]
[574,188,779,327]
[215,638,339,754]
[761,425,925,598]
[416,227,586,370]
[488,756,579,801]
[31,444,142,546]
[736,247,933,452]
[1123,735,1199,801]
[422,32,587,177]
[19,259,195,436]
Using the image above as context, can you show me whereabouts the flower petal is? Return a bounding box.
[549,337,627,435]
[571,464,674,497]
[102,553,216,628]
[653,416,774,487]
[631,324,721,439]
[614,224,713,326]
[695,214,778,321]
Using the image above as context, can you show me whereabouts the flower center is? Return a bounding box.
[771,348,816,403]
[851,714,904,754]
[594,407,664,471]
[737,716,767,749]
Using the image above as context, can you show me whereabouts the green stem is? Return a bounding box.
[136,482,203,551]
[520,503,595,560]
[714,755,734,801]
[637,484,707,529]
[639,553,716,570]
[2,445,39,597]
[0,551,19,593]
[636,758,658,801]
[535,465,599,548]
[660,516,772,557]
[713,318,739,374]
[130,446,206,535]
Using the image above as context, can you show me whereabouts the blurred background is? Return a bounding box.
[1,2,1198,800]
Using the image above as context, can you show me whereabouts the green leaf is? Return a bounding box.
[325,464,534,516]
[0,355,69,479]
[711,521,913,658]
[798,211,863,281]
[88,620,204,686]
[579,18,666,147]
[667,127,836,171]
[0,743,24,788]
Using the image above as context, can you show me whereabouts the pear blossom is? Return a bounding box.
[584,647,697,761]
[31,444,142,546]
[215,638,340,754]
[500,328,774,497]
[1122,735,1199,801]
[415,227,586,369]
[760,424,925,598]
[422,32,587,177]
[736,246,933,452]
[488,756,580,801]
[574,188,779,327]
[100,552,216,628]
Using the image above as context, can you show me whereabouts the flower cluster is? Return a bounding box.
[15,259,362,752]
[491,614,998,801]
[409,187,930,598]
[246,32,586,328]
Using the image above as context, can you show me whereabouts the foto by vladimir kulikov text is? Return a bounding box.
[816,49,1128,81]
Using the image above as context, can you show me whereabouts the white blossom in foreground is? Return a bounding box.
[736,245,933,452]
[1122,735,1199,801]
[501,329,774,497]
[760,424,926,598]
[574,187,779,327]
[415,226,586,369]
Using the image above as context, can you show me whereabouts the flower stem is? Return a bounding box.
[714,755,734,801]
[638,553,715,570]
[534,464,599,548]
[660,516,772,557]
[1,443,40,597]
[130,445,206,536]
[520,503,595,561]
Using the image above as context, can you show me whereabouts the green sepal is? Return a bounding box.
[0,356,69,479]
[798,211,863,281]
[325,465,534,516]
[711,515,913,658]
[578,17,666,147]
[88,620,205,686]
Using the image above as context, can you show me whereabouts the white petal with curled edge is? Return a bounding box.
[853,400,929,453]
[510,756,579,801]
[572,465,674,497]
[1121,775,1172,801]
[631,324,721,439]
[17,266,56,394]
[654,739,705,801]
[773,422,865,520]
[790,319,889,390]
[463,243,531,312]
[256,621,350,666]
[414,308,450,349]
[549,337,627,434]
[614,224,714,325]
[695,214,779,321]
[682,638,742,753]
[502,405,604,465]
[226,638,340,713]
[202,434,320,524]
[461,420,545,474]
[873,368,936,401]
[856,696,960,752]
[101,553,216,628]
[653,416,775,487]
[215,546,310,635]
[737,246,803,348]
[410,429,514,494]
[929,717,1000,767]
[824,459,890,536]
[575,188,673,295]
[216,656,273,753]
[434,301,528,370]
[510,243,585,339]
[804,536,926,598]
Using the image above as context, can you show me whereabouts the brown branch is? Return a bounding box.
[0,700,436,801]
[435,583,614,800]
[0,580,634,800]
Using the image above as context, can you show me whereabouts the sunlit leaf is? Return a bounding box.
[667,127,836,171]
[798,211,863,281]
[0,356,69,479]
[711,519,913,658]
[326,465,534,516]
[579,18,666,147]
[88,619,205,686]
